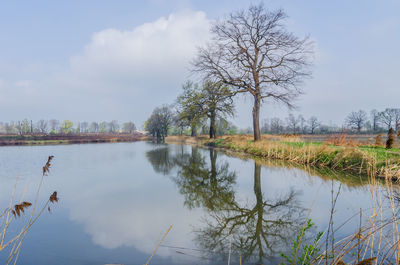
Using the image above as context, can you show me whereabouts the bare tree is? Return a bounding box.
[109,120,119,133]
[192,4,313,141]
[370,109,380,132]
[80,122,89,133]
[122,122,136,133]
[261,118,269,134]
[270,117,284,134]
[392,108,400,131]
[49,119,60,132]
[379,109,395,131]
[36,120,48,133]
[298,115,307,134]
[286,114,299,134]
[308,116,319,134]
[90,122,99,133]
[346,110,367,133]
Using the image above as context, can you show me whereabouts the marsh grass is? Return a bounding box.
[0,156,59,265]
[279,158,400,265]
[207,135,400,181]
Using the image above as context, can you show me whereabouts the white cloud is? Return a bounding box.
[62,10,211,122]
[1,10,211,124]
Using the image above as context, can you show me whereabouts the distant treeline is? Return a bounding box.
[146,102,400,139]
[259,108,400,135]
[0,119,137,135]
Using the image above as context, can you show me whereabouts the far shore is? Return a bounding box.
[0,133,147,146]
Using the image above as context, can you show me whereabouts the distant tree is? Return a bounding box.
[192,3,313,141]
[270,118,284,134]
[49,119,60,132]
[393,109,400,131]
[308,116,319,134]
[261,119,270,134]
[176,81,203,136]
[370,109,380,132]
[379,109,395,130]
[109,120,119,133]
[286,114,299,134]
[122,122,136,133]
[4,122,16,134]
[346,110,367,133]
[89,122,99,133]
[145,105,174,141]
[80,122,89,133]
[99,122,109,133]
[173,113,187,135]
[198,81,235,139]
[298,115,307,134]
[36,120,48,133]
[16,119,30,135]
[75,122,81,134]
[61,120,74,134]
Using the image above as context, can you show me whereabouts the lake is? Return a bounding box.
[0,142,394,265]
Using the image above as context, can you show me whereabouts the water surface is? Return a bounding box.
[0,142,388,264]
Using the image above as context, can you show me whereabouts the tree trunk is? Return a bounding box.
[252,95,261,141]
[209,112,216,139]
[253,162,263,264]
[191,125,197,137]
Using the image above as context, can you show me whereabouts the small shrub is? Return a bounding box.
[281,219,323,265]
[386,128,395,149]
[375,133,383,146]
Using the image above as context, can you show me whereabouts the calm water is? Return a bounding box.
[0,142,392,264]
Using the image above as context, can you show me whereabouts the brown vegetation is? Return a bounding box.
[1,156,59,264]
[0,133,144,146]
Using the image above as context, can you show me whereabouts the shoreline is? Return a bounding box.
[0,133,148,146]
[166,135,400,181]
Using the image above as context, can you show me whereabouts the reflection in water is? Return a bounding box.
[145,145,178,175]
[147,145,305,263]
[174,148,236,210]
[0,142,383,265]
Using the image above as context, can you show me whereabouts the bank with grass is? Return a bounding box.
[166,134,400,181]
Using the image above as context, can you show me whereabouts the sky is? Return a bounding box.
[0,0,399,129]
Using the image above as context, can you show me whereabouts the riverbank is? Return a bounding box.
[0,133,146,146]
[166,134,400,181]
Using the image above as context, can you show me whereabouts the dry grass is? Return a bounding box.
[307,165,400,264]
[0,156,59,265]
[204,135,400,181]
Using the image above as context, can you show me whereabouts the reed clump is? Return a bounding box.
[386,128,395,149]
[279,156,400,264]
[207,135,400,181]
[0,156,59,265]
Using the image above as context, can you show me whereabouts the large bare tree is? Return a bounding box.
[192,4,313,140]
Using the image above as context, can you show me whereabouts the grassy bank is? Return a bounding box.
[167,134,400,181]
[0,133,146,146]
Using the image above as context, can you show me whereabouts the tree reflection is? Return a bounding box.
[173,148,236,211]
[195,162,304,263]
[146,145,305,263]
[145,145,181,175]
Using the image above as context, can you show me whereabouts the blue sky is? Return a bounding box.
[0,0,399,128]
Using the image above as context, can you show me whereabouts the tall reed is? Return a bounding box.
[0,156,59,265]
